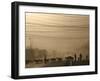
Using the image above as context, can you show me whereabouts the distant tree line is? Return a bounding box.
[25,48,89,66]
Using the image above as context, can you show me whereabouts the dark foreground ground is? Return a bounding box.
[25,60,89,68]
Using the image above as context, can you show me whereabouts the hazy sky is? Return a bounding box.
[25,12,89,57]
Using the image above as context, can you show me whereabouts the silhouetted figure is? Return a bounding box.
[77,53,83,65]
[80,53,82,61]
[72,54,77,65]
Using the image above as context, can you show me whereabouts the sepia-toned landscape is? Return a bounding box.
[25,12,89,68]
